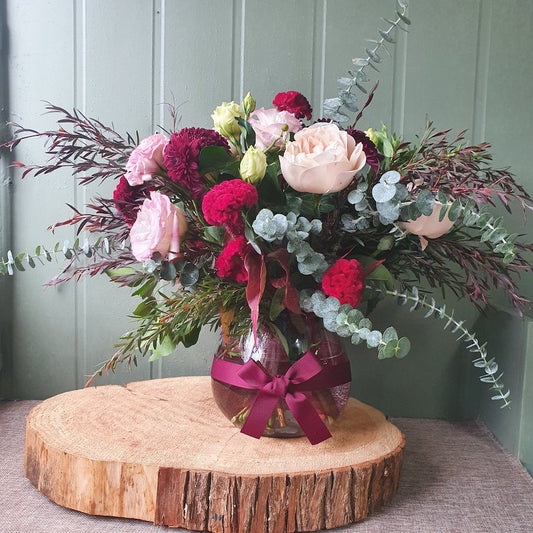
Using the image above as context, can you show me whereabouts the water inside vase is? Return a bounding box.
[211,314,351,438]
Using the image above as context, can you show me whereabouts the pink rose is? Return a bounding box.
[279,123,366,193]
[130,191,188,261]
[398,202,454,250]
[248,107,302,151]
[125,133,167,186]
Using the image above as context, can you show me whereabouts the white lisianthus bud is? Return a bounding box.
[211,101,244,140]
[242,91,256,116]
[240,146,267,184]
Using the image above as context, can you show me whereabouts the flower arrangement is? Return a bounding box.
[2,0,532,412]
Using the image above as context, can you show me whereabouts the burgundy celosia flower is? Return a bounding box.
[215,236,252,283]
[163,127,230,199]
[202,179,258,236]
[113,176,151,226]
[346,128,382,172]
[273,91,312,121]
[321,258,365,308]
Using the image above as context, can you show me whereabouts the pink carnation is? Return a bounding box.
[129,191,188,262]
[201,179,258,236]
[125,133,167,186]
[248,107,302,151]
[163,127,230,199]
[321,259,365,308]
[215,236,251,283]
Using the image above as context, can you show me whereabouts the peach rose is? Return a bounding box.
[399,202,454,250]
[130,191,188,262]
[279,123,366,193]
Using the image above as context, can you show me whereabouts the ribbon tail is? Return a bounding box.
[285,392,332,445]
[244,251,266,346]
[240,390,279,439]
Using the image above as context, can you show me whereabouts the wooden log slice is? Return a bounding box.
[24,376,404,532]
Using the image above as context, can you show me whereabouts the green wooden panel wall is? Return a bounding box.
[1,0,532,458]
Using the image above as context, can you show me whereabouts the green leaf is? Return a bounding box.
[366,264,394,290]
[269,322,290,358]
[204,225,226,244]
[236,117,256,149]
[382,326,398,343]
[148,335,176,362]
[366,48,382,63]
[377,235,395,251]
[325,110,350,123]
[179,262,200,287]
[132,298,156,317]
[382,138,394,158]
[197,145,234,175]
[337,77,354,87]
[180,325,201,348]
[132,278,157,298]
[396,10,411,25]
[256,166,285,208]
[396,337,411,358]
[105,267,137,279]
[14,254,25,272]
[269,287,286,322]
[381,340,397,358]
[340,91,358,112]
[323,97,342,110]
[379,30,395,43]
[448,199,462,221]
[437,190,449,205]
[318,194,337,214]
[161,261,177,281]
[416,189,434,216]
[407,202,421,220]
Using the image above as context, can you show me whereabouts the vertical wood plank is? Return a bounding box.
[77,0,154,385]
[323,0,398,129]
[241,0,315,110]
[8,0,78,398]
[403,0,481,138]
[161,0,235,128]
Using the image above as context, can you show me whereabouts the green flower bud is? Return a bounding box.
[242,91,256,116]
[212,101,244,140]
[240,146,267,184]
[364,128,377,145]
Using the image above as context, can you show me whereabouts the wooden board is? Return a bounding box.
[24,376,404,532]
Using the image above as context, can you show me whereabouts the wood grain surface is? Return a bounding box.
[24,376,404,532]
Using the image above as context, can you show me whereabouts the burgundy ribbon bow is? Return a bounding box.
[211,351,351,444]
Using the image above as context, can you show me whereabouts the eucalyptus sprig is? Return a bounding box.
[300,289,411,359]
[0,236,131,282]
[370,286,511,407]
[323,0,409,123]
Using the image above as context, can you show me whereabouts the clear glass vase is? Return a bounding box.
[211,313,351,438]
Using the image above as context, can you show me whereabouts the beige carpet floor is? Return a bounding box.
[1,400,533,533]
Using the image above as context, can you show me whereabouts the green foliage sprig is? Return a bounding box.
[86,277,249,386]
[0,236,132,283]
[300,289,411,359]
[323,0,409,123]
[370,286,511,407]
